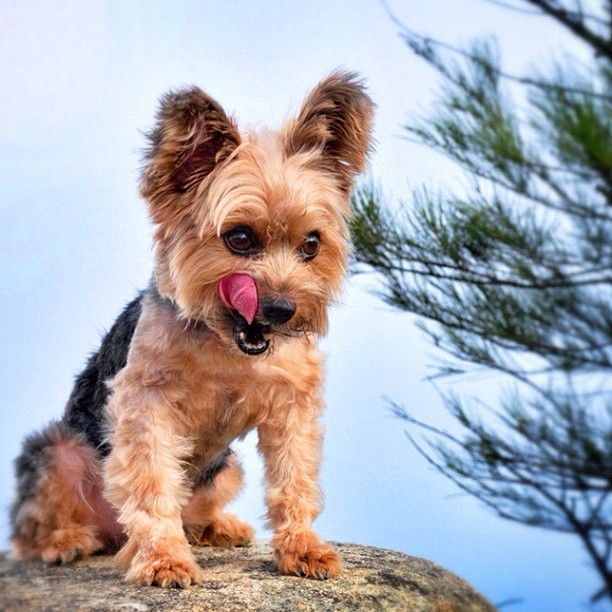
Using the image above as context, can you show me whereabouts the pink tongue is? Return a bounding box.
[218,273,258,325]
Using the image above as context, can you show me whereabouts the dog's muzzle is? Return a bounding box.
[230,297,297,356]
[219,274,297,356]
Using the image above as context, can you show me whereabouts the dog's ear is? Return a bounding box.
[140,87,241,216]
[285,71,374,192]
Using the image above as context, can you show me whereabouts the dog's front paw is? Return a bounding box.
[274,531,342,580]
[122,543,202,588]
[126,555,202,588]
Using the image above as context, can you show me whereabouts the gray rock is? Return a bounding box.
[0,542,496,611]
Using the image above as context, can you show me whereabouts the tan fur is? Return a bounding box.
[13,71,374,588]
[12,427,115,563]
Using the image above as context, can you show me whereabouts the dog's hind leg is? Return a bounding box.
[11,421,111,564]
[182,450,253,548]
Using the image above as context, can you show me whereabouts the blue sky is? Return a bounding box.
[0,1,605,609]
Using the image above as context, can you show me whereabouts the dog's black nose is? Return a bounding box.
[261,297,296,325]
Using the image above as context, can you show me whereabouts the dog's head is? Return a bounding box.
[140,71,374,356]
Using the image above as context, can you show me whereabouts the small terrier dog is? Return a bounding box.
[10,71,373,587]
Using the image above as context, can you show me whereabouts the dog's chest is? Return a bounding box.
[185,357,281,440]
[182,358,289,471]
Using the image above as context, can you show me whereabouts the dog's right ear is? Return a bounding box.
[140,87,241,221]
[284,71,374,194]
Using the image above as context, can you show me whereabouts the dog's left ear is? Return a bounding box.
[284,71,374,192]
[140,87,241,225]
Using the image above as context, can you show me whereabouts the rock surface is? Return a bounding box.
[0,541,495,611]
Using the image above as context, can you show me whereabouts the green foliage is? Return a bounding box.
[352,0,612,602]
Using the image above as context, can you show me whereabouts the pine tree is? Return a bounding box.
[351,0,611,601]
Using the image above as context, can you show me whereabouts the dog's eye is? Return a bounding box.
[224,227,261,256]
[300,232,320,260]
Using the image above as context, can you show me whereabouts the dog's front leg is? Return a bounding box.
[103,369,201,588]
[258,391,342,580]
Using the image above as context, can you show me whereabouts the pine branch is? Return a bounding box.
[523,0,612,59]
[480,0,547,15]
[395,398,612,597]
[362,1,612,600]
[379,0,612,99]
[481,0,610,25]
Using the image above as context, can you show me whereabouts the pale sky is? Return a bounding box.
[0,1,605,609]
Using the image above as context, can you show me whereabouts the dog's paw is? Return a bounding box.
[188,513,254,548]
[125,551,202,588]
[274,531,342,580]
[38,526,103,564]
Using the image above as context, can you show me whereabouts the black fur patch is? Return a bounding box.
[198,449,234,487]
[63,293,144,456]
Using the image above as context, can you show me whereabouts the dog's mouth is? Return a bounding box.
[219,273,271,356]
[231,313,271,355]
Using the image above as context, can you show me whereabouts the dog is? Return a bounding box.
[10,71,374,588]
